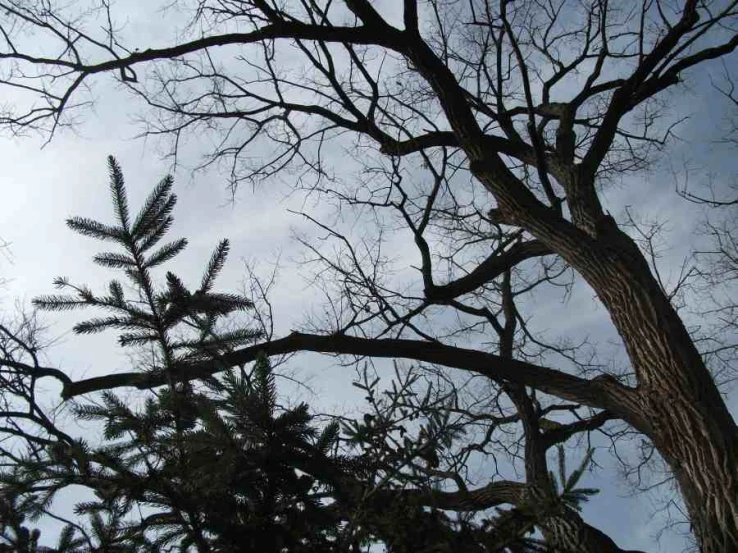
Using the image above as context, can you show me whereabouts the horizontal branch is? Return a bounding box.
[378,129,570,185]
[1,358,72,386]
[63,332,633,414]
[393,480,526,511]
[380,131,534,159]
[296,443,526,512]
[541,410,617,448]
[383,474,643,553]
[2,21,405,78]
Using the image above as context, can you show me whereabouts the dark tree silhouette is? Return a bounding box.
[3,158,619,552]
[0,1,737,551]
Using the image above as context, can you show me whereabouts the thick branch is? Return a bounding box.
[1,358,72,386]
[393,480,526,512]
[426,240,552,301]
[541,410,617,448]
[580,3,701,183]
[1,21,404,81]
[64,332,634,416]
[380,131,569,180]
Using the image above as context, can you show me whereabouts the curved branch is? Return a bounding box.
[64,332,635,416]
[426,240,553,301]
[1,358,72,386]
[541,410,617,448]
[0,22,403,74]
[394,480,526,512]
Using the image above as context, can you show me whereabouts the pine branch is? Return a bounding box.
[164,272,188,299]
[170,328,262,352]
[188,293,254,315]
[564,449,595,495]
[254,354,277,417]
[66,217,126,243]
[33,294,89,311]
[108,281,124,305]
[138,216,174,253]
[123,267,150,291]
[143,238,188,269]
[131,175,175,239]
[106,156,130,233]
[118,332,160,347]
[93,252,137,269]
[73,316,153,335]
[274,403,313,438]
[316,421,340,454]
[200,239,230,294]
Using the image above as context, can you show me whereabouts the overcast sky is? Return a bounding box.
[1,1,737,551]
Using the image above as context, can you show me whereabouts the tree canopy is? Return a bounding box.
[1,1,738,552]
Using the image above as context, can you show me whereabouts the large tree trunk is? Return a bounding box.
[398,26,738,551]
[539,510,646,553]
[600,254,738,551]
[401,25,738,551]
[570,222,738,553]
[480,165,738,551]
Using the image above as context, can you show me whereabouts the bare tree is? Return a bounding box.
[1,1,737,551]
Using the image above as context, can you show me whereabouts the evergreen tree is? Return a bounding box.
[2,158,360,552]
